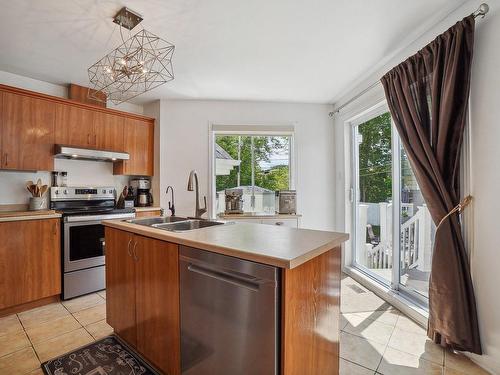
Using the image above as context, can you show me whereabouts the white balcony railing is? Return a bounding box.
[357,203,432,273]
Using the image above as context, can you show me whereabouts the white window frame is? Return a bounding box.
[208,123,296,219]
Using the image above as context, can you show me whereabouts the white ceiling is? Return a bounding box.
[0,0,466,104]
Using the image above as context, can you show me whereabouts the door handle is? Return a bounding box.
[127,239,132,257]
[132,241,139,261]
[187,264,259,292]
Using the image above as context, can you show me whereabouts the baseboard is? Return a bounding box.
[0,295,60,317]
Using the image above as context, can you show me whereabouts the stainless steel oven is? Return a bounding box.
[51,187,135,299]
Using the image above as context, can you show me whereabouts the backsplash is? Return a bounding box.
[0,159,129,205]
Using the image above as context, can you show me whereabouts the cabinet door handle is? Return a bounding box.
[4,153,8,166]
[127,239,132,257]
[87,134,91,144]
[132,241,139,261]
[53,222,58,235]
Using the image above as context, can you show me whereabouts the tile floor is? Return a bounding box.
[0,290,112,374]
[340,274,490,375]
[0,278,490,375]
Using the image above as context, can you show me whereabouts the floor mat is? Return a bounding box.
[41,335,159,375]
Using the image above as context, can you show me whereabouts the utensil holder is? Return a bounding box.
[29,197,47,211]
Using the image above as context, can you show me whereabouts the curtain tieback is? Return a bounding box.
[436,195,473,230]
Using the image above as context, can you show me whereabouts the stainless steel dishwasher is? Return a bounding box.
[179,246,280,375]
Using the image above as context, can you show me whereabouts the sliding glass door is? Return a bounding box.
[352,109,394,286]
[351,104,433,307]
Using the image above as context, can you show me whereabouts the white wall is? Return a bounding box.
[333,1,500,372]
[0,70,142,205]
[158,99,335,231]
[468,1,500,372]
[0,159,129,205]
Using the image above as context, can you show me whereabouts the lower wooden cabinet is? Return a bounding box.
[0,219,61,310]
[105,227,180,375]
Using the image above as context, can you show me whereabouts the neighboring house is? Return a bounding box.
[215,143,241,175]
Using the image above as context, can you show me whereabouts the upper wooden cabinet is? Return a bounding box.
[1,92,55,171]
[54,103,95,147]
[0,84,155,174]
[93,112,125,152]
[113,118,154,176]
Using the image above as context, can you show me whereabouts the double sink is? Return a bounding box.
[127,216,226,232]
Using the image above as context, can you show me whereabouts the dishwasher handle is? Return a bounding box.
[187,264,260,292]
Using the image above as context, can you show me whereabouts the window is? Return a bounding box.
[210,127,294,216]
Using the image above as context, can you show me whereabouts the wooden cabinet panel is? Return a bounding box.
[281,248,341,375]
[135,236,180,375]
[114,118,154,176]
[94,112,125,151]
[105,228,180,374]
[105,227,137,347]
[0,219,61,309]
[135,210,162,218]
[54,103,95,147]
[1,92,55,170]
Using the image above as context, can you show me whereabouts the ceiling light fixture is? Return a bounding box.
[88,7,175,105]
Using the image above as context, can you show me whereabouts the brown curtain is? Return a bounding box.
[381,15,481,354]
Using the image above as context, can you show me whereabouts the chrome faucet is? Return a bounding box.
[166,185,175,216]
[187,170,207,218]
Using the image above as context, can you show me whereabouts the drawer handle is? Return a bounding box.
[275,221,284,226]
[187,264,259,292]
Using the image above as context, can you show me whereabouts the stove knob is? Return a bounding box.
[108,189,113,194]
[63,190,68,195]
[55,190,59,195]
[102,189,106,194]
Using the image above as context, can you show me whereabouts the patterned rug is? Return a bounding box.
[41,335,159,375]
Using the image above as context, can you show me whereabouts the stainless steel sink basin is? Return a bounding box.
[126,216,188,226]
[153,219,225,232]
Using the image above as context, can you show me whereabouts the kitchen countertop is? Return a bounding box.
[134,206,162,212]
[0,209,62,222]
[218,212,301,219]
[103,220,348,269]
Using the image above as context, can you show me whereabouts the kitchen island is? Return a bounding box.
[103,219,348,375]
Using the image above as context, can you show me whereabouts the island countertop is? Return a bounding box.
[103,219,348,269]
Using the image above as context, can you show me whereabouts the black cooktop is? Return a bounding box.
[51,198,135,217]
[59,207,135,216]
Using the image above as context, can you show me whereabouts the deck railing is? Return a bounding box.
[357,203,432,272]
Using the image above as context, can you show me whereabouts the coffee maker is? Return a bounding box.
[224,188,244,214]
[130,178,153,207]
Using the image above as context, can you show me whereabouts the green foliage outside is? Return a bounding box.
[215,136,290,192]
[358,112,392,203]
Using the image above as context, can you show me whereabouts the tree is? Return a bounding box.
[215,136,289,192]
[358,112,392,203]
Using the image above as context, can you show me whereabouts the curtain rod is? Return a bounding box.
[329,3,489,118]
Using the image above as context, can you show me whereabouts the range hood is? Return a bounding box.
[54,145,129,162]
